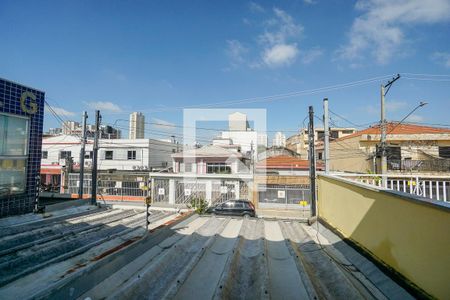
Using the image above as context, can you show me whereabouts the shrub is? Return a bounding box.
[189,197,208,214]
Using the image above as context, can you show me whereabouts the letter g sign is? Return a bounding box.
[20,91,38,114]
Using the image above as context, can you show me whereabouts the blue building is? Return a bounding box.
[0,78,45,217]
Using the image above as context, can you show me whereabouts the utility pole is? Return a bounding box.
[250,141,255,174]
[380,74,400,175]
[323,98,330,174]
[380,84,386,174]
[308,106,317,218]
[91,110,101,205]
[78,111,88,200]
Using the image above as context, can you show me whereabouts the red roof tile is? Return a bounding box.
[257,155,324,171]
[335,123,450,141]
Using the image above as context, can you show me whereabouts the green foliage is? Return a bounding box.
[189,197,208,214]
[366,169,381,185]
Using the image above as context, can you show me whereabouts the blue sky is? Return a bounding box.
[1,0,449,142]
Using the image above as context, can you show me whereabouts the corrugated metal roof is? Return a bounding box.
[82,215,412,300]
[0,208,413,300]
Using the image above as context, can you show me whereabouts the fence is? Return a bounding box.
[257,184,311,210]
[338,174,449,202]
[150,177,250,206]
[388,159,450,172]
[67,173,150,201]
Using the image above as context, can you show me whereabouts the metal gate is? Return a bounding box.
[175,181,206,204]
[258,184,311,210]
[152,178,169,203]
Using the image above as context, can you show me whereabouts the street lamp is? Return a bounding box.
[379,101,428,175]
[388,101,428,134]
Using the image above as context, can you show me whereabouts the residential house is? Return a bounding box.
[41,135,177,192]
[253,155,323,211]
[329,123,450,173]
[149,144,253,207]
[171,144,249,175]
[286,127,356,159]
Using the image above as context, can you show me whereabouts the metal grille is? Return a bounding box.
[211,182,235,205]
[258,184,311,209]
[175,181,206,204]
[67,173,148,199]
[153,178,169,203]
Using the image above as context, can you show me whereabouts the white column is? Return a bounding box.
[169,179,175,204]
[206,180,212,205]
[235,181,240,199]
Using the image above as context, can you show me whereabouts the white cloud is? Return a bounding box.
[259,8,303,45]
[263,44,299,67]
[303,0,316,4]
[103,69,127,82]
[225,40,248,67]
[258,8,303,67]
[152,118,176,131]
[338,0,450,64]
[301,47,323,64]
[84,101,122,113]
[249,2,265,13]
[364,101,407,115]
[227,7,321,69]
[432,51,450,67]
[386,101,407,112]
[407,114,425,122]
[45,106,76,117]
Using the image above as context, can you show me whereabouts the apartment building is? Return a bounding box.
[40,135,177,191]
[129,112,145,139]
[286,127,356,158]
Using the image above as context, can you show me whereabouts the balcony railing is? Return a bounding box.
[388,159,450,172]
[337,173,449,202]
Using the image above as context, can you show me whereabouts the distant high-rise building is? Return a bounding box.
[273,132,286,147]
[100,125,121,139]
[47,128,62,136]
[228,112,249,131]
[62,121,80,135]
[129,112,145,139]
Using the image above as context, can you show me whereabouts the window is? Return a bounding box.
[439,146,450,158]
[0,114,29,196]
[318,152,323,160]
[386,146,401,160]
[234,201,244,208]
[127,150,136,160]
[42,151,48,159]
[342,130,354,134]
[224,201,234,208]
[59,151,72,160]
[206,163,231,174]
[105,151,113,160]
[317,131,324,140]
[0,114,28,156]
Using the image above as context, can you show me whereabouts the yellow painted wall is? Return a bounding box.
[317,175,450,299]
